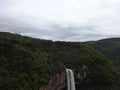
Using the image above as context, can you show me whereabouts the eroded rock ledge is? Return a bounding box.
[39,66,90,90]
[39,72,66,90]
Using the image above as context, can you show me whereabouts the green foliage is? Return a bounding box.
[86,38,120,72]
[0,32,120,90]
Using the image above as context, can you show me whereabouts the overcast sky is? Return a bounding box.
[0,0,120,41]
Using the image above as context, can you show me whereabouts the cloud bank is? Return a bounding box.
[0,0,120,41]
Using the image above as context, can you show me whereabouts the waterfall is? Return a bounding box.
[66,69,76,90]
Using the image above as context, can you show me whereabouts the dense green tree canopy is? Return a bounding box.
[0,32,120,90]
[86,38,120,72]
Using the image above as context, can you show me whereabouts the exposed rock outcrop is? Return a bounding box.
[39,65,90,90]
[39,72,66,90]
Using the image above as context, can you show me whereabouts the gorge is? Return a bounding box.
[0,32,120,90]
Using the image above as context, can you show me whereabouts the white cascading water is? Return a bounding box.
[66,69,76,90]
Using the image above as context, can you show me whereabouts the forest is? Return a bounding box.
[0,32,120,90]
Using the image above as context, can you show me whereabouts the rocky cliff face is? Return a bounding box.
[39,72,66,90]
[39,66,90,90]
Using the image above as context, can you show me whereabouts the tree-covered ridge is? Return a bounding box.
[0,32,120,90]
[86,38,120,72]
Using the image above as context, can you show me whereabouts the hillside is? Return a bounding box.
[86,38,120,72]
[0,32,120,90]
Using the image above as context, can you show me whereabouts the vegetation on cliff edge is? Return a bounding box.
[0,32,120,90]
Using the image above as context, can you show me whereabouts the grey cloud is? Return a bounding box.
[0,0,120,41]
[0,18,119,41]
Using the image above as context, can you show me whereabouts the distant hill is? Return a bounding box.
[0,32,120,90]
[86,38,120,72]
